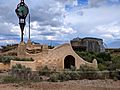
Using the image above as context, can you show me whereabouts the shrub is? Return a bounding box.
[78,65,100,80]
[68,71,80,80]
[49,71,76,82]
[108,56,120,70]
[70,66,76,71]
[76,51,95,63]
[0,56,14,64]
[38,66,51,76]
[96,52,111,62]
[49,73,60,82]
[31,76,43,82]
[3,76,20,83]
[58,71,71,81]
[0,56,34,64]
[98,63,107,71]
[11,64,32,80]
[1,44,18,52]
[13,57,34,61]
[109,70,120,80]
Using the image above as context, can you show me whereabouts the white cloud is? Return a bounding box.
[65,5,120,24]
[26,21,76,40]
[0,0,77,44]
[64,3,120,43]
[91,22,120,40]
[0,40,18,45]
[0,0,120,47]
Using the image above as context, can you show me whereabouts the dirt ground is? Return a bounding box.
[0,80,120,90]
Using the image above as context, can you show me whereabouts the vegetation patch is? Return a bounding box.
[13,57,34,61]
[0,56,34,64]
[0,44,18,52]
[0,56,14,64]
[3,76,20,83]
[76,51,120,71]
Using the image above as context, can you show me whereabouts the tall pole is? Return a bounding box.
[29,14,31,40]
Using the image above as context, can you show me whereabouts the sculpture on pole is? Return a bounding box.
[15,0,29,42]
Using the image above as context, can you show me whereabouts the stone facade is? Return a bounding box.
[71,37,105,53]
[10,41,98,71]
[17,42,26,57]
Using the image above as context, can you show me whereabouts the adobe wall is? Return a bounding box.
[10,60,37,71]
[11,43,98,71]
[29,43,98,70]
[0,63,10,71]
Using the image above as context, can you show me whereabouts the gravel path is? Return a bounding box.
[0,80,120,90]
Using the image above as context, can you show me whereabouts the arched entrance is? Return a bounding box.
[64,55,75,69]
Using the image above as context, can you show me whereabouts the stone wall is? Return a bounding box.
[15,43,98,71]
[10,60,37,71]
[17,42,26,57]
[31,43,98,70]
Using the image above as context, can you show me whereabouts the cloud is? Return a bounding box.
[64,2,120,43]
[0,40,18,45]
[0,0,76,44]
[28,21,76,40]
[0,0,120,47]
[92,21,120,40]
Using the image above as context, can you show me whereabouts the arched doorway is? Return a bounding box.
[64,55,75,69]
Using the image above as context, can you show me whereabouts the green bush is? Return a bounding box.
[49,73,60,82]
[78,65,100,80]
[11,64,32,80]
[70,66,76,71]
[75,51,119,71]
[0,56,34,64]
[96,52,111,62]
[1,44,18,52]
[58,72,71,81]
[78,71,100,80]
[76,51,95,63]
[98,63,107,71]
[3,76,20,83]
[49,71,80,82]
[0,56,14,64]
[76,51,112,64]
[109,70,120,80]
[68,71,80,80]
[38,66,51,76]
[109,56,120,70]
[13,57,34,61]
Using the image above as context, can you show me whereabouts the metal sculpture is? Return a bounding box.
[15,0,29,42]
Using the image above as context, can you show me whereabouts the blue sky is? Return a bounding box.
[77,0,88,5]
[0,0,120,47]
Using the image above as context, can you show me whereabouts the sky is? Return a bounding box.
[0,0,120,48]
